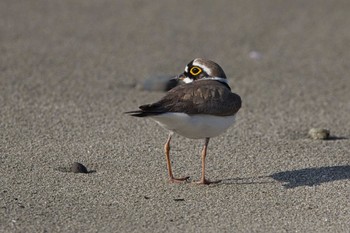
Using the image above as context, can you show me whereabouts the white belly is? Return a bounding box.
[150,113,236,139]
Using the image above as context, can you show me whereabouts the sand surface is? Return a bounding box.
[1,1,349,232]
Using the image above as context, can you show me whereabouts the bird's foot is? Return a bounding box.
[193,179,222,185]
[169,176,190,183]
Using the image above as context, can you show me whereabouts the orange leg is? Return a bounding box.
[164,133,189,183]
[194,138,221,185]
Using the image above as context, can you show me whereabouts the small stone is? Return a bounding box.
[71,162,88,173]
[249,51,263,60]
[173,198,185,202]
[308,128,330,140]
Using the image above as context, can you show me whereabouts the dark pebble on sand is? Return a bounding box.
[173,198,185,202]
[71,162,88,173]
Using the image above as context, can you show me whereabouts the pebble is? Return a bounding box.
[249,51,263,60]
[71,162,88,173]
[308,128,330,140]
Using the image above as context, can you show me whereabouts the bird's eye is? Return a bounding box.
[190,67,202,76]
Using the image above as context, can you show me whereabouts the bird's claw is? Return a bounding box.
[169,176,190,183]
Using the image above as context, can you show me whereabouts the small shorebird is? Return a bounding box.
[126,58,241,184]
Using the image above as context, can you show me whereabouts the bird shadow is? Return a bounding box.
[269,165,350,188]
[216,165,350,188]
[217,176,275,186]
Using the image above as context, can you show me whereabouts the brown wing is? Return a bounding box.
[134,80,241,117]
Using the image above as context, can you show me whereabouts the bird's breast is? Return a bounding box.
[150,113,236,139]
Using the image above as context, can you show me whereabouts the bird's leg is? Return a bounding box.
[194,138,220,185]
[196,138,210,184]
[164,133,189,183]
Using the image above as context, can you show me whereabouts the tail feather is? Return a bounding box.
[124,110,148,117]
[125,103,165,117]
[124,110,163,117]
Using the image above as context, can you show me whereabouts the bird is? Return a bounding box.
[125,58,241,184]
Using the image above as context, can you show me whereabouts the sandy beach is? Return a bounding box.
[1,1,349,232]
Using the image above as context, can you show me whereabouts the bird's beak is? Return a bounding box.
[176,73,186,81]
[163,74,183,91]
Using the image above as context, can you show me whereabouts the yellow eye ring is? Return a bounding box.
[190,67,202,76]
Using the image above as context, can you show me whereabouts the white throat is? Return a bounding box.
[183,77,193,83]
[182,76,227,84]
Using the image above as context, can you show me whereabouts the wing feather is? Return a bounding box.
[126,80,241,117]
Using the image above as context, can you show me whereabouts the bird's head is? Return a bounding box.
[177,58,227,84]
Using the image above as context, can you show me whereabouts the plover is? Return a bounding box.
[126,58,241,184]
